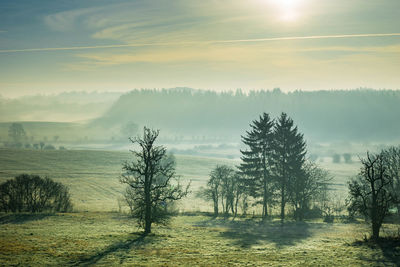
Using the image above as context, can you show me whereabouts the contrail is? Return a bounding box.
[1,33,399,53]
[213,33,400,44]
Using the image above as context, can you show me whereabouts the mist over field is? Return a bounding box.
[95,88,400,142]
[0,91,121,122]
[2,88,400,144]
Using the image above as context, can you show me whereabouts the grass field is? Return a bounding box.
[3,148,397,266]
[0,148,358,212]
[0,212,399,266]
[0,148,238,212]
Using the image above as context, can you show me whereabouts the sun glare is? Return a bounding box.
[267,0,303,22]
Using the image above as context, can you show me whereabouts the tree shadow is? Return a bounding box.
[70,232,148,266]
[0,213,52,224]
[352,237,400,266]
[195,217,317,248]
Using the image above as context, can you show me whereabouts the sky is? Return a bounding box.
[0,0,399,97]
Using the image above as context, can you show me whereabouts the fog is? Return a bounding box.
[0,91,122,122]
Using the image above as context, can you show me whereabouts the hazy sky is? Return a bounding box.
[0,0,399,97]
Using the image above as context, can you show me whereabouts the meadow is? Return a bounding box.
[1,148,399,266]
[1,212,399,266]
[0,148,237,212]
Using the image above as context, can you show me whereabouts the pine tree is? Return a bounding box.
[271,113,307,224]
[239,112,274,219]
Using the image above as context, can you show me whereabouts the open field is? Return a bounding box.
[0,212,399,266]
[0,148,399,266]
[0,148,237,212]
[0,148,358,212]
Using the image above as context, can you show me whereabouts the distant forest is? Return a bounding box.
[95,88,400,142]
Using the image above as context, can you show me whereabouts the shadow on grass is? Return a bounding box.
[0,213,52,224]
[71,232,148,266]
[195,217,315,248]
[352,236,400,266]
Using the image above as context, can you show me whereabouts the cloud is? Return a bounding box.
[43,7,100,32]
[59,43,400,75]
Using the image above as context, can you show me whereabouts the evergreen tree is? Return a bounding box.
[271,113,307,224]
[239,112,274,219]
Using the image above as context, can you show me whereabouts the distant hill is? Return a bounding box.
[93,88,400,142]
[0,91,122,122]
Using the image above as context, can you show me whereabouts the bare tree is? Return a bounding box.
[290,161,331,221]
[120,127,189,234]
[206,168,222,216]
[348,152,397,240]
[202,165,234,216]
[201,166,247,218]
[8,123,26,143]
[219,166,236,215]
[381,146,400,215]
[232,172,247,219]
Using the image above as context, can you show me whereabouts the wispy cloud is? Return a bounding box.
[44,7,100,32]
[1,33,400,53]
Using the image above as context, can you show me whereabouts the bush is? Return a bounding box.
[303,207,323,219]
[332,154,341,163]
[43,144,56,150]
[343,153,352,164]
[323,214,334,223]
[0,174,72,213]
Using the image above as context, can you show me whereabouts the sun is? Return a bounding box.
[279,0,301,8]
[268,0,303,21]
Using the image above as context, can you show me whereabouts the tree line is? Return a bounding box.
[199,112,331,223]
[118,114,400,241]
[5,123,63,150]
[97,87,400,141]
[198,114,400,239]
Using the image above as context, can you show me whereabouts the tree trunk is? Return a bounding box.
[371,189,378,240]
[263,178,268,220]
[281,186,285,225]
[231,196,235,214]
[372,221,381,240]
[213,195,218,216]
[297,206,303,221]
[221,197,226,215]
[214,203,219,216]
[144,177,152,234]
[234,197,238,219]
